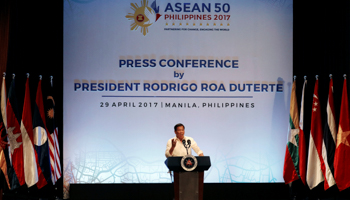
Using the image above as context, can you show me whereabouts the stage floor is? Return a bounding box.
[69,183,350,200]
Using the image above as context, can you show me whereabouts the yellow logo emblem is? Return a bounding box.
[126,0,161,36]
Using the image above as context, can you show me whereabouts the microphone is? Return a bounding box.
[187,139,191,147]
[183,139,189,155]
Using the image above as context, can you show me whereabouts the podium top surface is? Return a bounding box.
[166,156,211,172]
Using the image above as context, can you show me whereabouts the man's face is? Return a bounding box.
[175,126,185,141]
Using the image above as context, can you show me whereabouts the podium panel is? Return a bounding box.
[167,157,210,200]
[179,172,198,200]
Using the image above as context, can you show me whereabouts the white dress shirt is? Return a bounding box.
[165,136,203,158]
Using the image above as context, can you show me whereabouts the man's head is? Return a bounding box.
[174,123,185,141]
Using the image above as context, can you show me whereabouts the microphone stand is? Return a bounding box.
[183,140,191,155]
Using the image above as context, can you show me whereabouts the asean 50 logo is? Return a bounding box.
[125,0,161,36]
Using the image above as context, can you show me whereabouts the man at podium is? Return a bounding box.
[165,123,204,158]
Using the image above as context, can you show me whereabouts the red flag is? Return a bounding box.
[306,79,335,190]
[1,74,20,190]
[6,78,25,186]
[334,77,350,191]
[20,76,47,188]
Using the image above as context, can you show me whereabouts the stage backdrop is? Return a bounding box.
[63,0,293,184]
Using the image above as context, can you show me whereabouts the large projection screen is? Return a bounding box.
[63,0,293,183]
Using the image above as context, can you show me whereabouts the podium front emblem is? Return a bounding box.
[181,155,198,171]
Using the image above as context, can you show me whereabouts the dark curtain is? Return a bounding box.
[0,0,11,76]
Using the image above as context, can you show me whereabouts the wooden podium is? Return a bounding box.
[166,156,211,200]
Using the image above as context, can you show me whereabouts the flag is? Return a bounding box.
[1,75,7,132]
[283,79,300,184]
[334,77,350,191]
[0,116,10,189]
[33,78,52,184]
[6,77,25,186]
[1,74,20,190]
[323,77,336,185]
[306,78,335,190]
[45,77,61,184]
[1,75,10,164]
[20,76,47,188]
[298,78,307,185]
[0,75,10,189]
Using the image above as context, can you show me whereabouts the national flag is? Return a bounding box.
[0,115,10,189]
[334,76,350,191]
[0,74,10,189]
[323,77,336,185]
[298,78,307,185]
[306,78,335,190]
[1,74,10,163]
[6,77,25,186]
[283,79,300,184]
[1,74,20,190]
[45,77,61,184]
[1,74,7,132]
[20,76,47,188]
[33,77,52,184]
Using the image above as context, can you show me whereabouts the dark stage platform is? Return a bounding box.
[68,183,350,200]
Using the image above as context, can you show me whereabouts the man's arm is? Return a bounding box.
[165,139,176,158]
[191,138,204,156]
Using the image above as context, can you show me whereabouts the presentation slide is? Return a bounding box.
[63,0,293,183]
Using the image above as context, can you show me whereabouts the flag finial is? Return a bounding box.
[315,75,318,80]
[50,76,53,86]
[344,74,347,79]
[293,75,296,80]
[329,74,332,79]
[12,74,15,79]
[3,72,5,77]
[26,73,29,78]
[304,76,307,80]
[39,75,42,80]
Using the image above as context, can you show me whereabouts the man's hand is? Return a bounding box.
[169,139,176,155]
[171,139,176,148]
[199,153,204,156]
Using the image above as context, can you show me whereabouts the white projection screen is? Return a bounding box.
[63,0,293,183]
